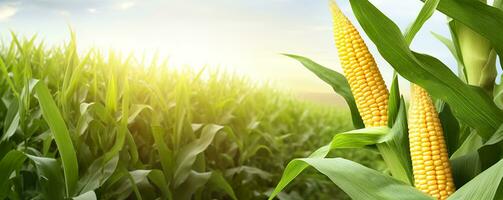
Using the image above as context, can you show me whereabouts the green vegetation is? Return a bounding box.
[270,0,503,200]
[0,33,382,199]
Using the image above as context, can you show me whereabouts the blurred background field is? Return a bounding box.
[0,35,383,199]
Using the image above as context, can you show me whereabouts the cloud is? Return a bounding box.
[88,8,97,13]
[0,4,18,21]
[115,1,135,10]
[21,0,130,14]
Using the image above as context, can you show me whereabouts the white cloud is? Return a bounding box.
[115,1,135,10]
[88,8,97,13]
[0,4,18,21]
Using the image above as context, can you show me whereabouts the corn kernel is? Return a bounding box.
[408,84,455,200]
[330,2,389,127]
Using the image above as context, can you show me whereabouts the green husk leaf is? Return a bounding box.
[387,74,400,127]
[377,98,413,185]
[433,0,503,51]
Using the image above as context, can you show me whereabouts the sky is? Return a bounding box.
[0,0,473,102]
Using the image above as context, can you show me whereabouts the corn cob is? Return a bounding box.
[408,84,455,199]
[330,2,389,127]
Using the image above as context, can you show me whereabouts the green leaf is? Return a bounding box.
[1,99,20,141]
[431,29,468,82]
[101,166,149,200]
[495,0,503,9]
[76,154,119,195]
[225,166,272,180]
[151,125,174,183]
[494,78,503,109]
[103,75,129,162]
[0,150,26,199]
[34,82,78,197]
[349,0,503,139]
[127,170,150,200]
[26,154,66,199]
[377,99,414,185]
[449,158,503,199]
[147,170,171,200]
[284,54,364,129]
[291,158,432,200]
[451,130,483,159]
[73,191,96,200]
[436,100,460,155]
[127,104,152,124]
[450,151,481,188]
[453,21,497,92]
[442,0,503,87]
[206,171,238,200]
[433,0,503,51]
[173,124,224,187]
[105,74,117,114]
[404,0,440,44]
[387,74,400,127]
[449,125,503,186]
[175,171,212,200]
[268,127,389,200]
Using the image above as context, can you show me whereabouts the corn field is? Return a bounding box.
[0,32,383,199]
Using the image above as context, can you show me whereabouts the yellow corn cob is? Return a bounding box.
[330,2,389,127]
[408,84,455,199]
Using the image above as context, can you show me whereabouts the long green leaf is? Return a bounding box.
[377,99,413,185]
[76,155,119,195]
[404,0,440,44]
[151,125,173,183]
[432,0,503,51]
[26,154,66,199]
[349,0,503,139]
[284,54,364,129]
[295,158,432,200]
[431,31,467,82]
[35,82,78,197]
[173,124,224,187]
[268,127,389,200]
[0,150,26,199]
[449,158,503,199]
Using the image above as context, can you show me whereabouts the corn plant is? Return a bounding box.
[270,0,503,199]
[0,29,377,199]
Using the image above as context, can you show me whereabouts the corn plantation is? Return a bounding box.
[0,32,385,200]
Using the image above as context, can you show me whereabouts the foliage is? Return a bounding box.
[270,0,503,199]
[0,33,377,199]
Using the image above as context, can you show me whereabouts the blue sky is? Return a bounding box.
[0,0,464,97]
